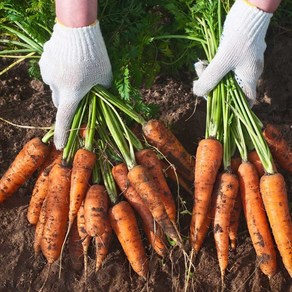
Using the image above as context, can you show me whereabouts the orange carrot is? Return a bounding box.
[0,137,50,203]
[229,157,242,250]
[27,153,62,225]
[238,162,277,277]
[142,119,194,182]
[190,138,222,252]
[247,150,265,177]
[109,201,149,278]
[33,197,47,256]
[95,218,112,272]
[128,165,182,245]
[68,219,84,271]
[37,144,61,175]
[228,192,242,251]
[68,148,97,228]
[112,163,167,257]
[77,202,92,277]
[135,149,177,223]
[84,184,109,237]
[160,160,193,196]
[41,163,71,264]
[260,173,292,277]
[230,157,241,174]
[213,172,239,280]
[190,202,213,254]
[79,123,88,139]
[263,124,292,173]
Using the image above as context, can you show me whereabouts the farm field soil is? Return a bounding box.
[0,31,292,291]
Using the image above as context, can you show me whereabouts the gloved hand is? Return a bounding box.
[193,0,272,106]
[39,21,112,149]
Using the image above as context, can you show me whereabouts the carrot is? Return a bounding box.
[228,193,242,251]
[213,172,239,280]
[33,197,47,256]
[263,123,292,173]
[109,201,149,278]
[230,157,241,175]
[37,144,61,175]
[84,184,109,237]
[27,153,62,225]
[142,119,194,182]
[135,149,177,223]
[79,123,88,139]
[77,202,92,277]
[160,160,193,196]
[260,173,292,277]
[41,163,71,264]
[95,218,112,272]
[190,203,213,254]
[238,162,277,277]
[68,148,97,229]
[128,164,182,245]
[0,137,50,203]
[68,219,84,271]
[229,157,242,250]
[247,150,265,177]
[190,138,222,252]
[112,163,167,257]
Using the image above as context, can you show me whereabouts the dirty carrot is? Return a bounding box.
[190,203,213,254]
[68,148,96,229]
[263,123,292,173]
[135,149,177,223]
[84,184,109,237]
[247,150,265,177]
[190,138,222,252]
[27,152,62,225]
[260,172,292,277]
[109,201,149,278]
[160,160,193,196]
[128,164,182,245]
[112,163,167,257]
[37,144,61,175]
[77,202,92,277]
[213,172,239,280]
[95,218,112,272]
[68,219,84,271]
[238,162,277,277]
[33,197,47,256]
[0,137,50,203]
[142,119,194,183]
[41,163,71,265]
[229,156,242,250]
[228,192,242,251]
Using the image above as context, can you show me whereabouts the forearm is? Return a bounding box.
[247,0,282,13]
[56,0,97,27]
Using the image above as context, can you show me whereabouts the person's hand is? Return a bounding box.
[193,0,272,106]
[39,21,112,149]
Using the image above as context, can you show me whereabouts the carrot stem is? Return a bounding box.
[84,93,97,152]
[62,95,89,165]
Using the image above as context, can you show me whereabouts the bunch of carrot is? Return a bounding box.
[187,0,292,283]
[0,85,195,282]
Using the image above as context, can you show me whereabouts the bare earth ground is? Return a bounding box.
[0,30,291,292]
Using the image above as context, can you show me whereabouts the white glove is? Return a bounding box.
[39,21,112,149]
[193,0,272,106]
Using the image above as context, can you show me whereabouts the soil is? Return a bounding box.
[0,29,291,292]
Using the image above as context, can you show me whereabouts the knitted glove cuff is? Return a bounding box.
[50,21,108,63]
